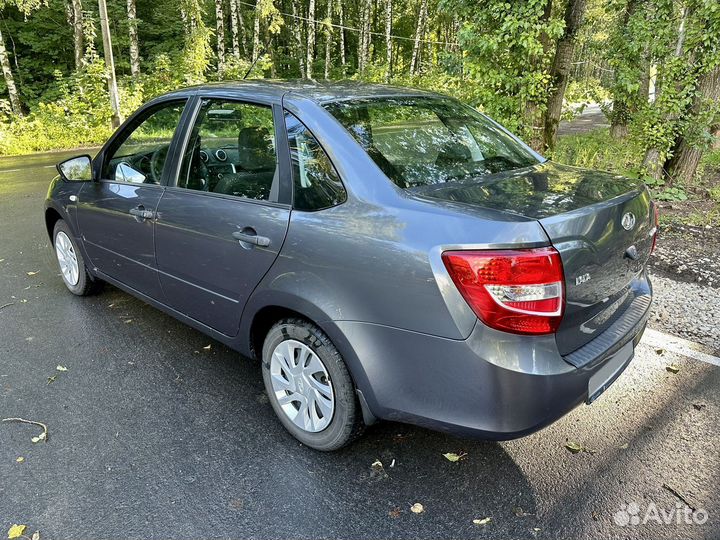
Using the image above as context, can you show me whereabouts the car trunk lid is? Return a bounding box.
[410,161,655,354]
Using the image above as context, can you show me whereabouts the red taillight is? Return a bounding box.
[651,204,659,253]
[442,247,565,335]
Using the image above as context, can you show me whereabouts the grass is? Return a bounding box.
[552,129,643,178]
[554,129,720,227]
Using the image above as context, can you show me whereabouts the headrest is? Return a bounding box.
[238,127,275,171]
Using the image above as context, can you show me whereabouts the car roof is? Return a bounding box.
[162,79,439,104]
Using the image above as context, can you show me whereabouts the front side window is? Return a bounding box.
[285,112,346,211]
[324,97,539,191]
[176,99,278,201]
[103,100,186,184]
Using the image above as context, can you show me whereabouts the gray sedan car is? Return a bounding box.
[46,81,656,450]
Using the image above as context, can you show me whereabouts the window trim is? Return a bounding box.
[284,110,347,212]
[168,96,292,206]
[94,97,190,186]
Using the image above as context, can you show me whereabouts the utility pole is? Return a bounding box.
[98,0,122,128]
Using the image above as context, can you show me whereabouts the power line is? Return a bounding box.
[235,0,460,48]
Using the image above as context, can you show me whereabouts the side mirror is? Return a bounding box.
[57,155,93,182]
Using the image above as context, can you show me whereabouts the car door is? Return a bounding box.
[154,97,292,336]
[77,99,188,300]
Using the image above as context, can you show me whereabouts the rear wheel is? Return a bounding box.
[261,318,364,450]
[53,219,101,296]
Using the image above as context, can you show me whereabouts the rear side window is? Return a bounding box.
[285,112,346,211]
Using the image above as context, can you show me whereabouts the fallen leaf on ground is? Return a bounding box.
[410,503,424,514]
[388,507,401,518]
[666,364,680,374]
[655,348,665,355]
[472,517,492,526]
[56,365,68,372]
[7,524,26,539]
[442,452,467,462]
[26,271,38,276]
[16,456,24,463]
[565,441,584,454]
[47,375,57,385]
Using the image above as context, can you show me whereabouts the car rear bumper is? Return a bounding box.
[328,273,652,439]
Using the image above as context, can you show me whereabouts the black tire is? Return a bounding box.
[261,318,364,451]
[53,219,101,296]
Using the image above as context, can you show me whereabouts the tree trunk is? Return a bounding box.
[229,0,241,59]
[337,0,346,74]
[180,0,199,34]
[523,0,552,151]
[410,0,428,76]
[268,35,277,77]
[290,0,305,76]
[384,0,392,82]
[252,3,260,62]
[358,0,371,74]
[637,61,650,104]
[98,0,122,128]
[127,0,140,77]
[0,27,22,116]
[665,64,720,183]
[324,0,333,79]
[542,0,586,151]
[609,100,630,139]
[609,0,640,139]
[215,0,226,73]
[306,0,315,78]
[642,7,688,180]
[236,1,248,56]
[71,0,84,69]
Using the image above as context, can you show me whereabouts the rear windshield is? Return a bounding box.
[324,96,539,190]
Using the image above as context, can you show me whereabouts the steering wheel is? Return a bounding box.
[149,146,169,184]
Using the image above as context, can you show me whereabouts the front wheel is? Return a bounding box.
[261,318,364,451]
[53,219,101,296]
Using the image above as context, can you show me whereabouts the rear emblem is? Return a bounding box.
[575,273,591,286]
[621,212,636,231]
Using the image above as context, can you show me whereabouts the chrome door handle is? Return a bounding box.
[232,231,270,247]
[129,206,155,220]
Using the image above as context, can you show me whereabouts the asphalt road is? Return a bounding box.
[1,150,719,540]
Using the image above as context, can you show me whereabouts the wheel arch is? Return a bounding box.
[241,291,378,425]
[45,206,65,244]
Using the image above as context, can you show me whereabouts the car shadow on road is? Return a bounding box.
[13,270,539,539]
